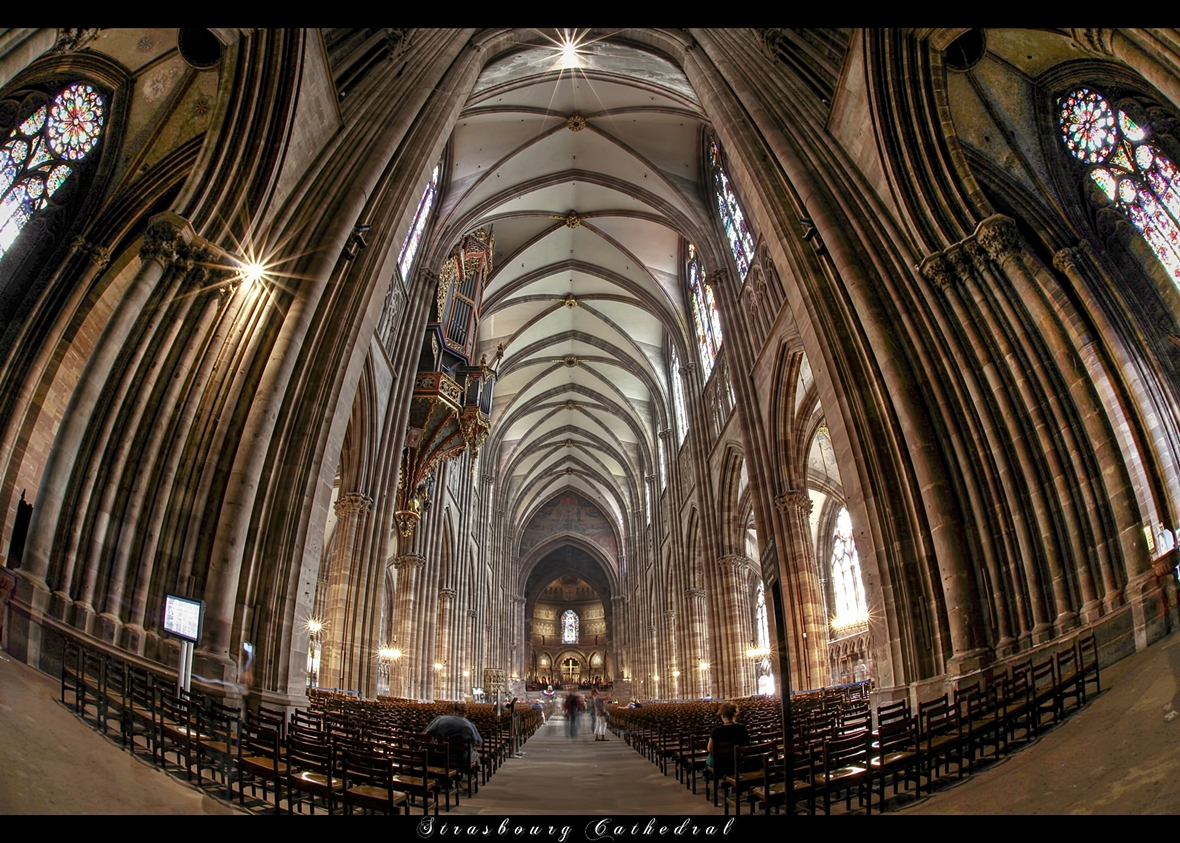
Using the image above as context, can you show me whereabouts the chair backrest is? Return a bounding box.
[876,698,910,730]
[288,733,333,776]
[823,728,868,770]
[240,722,281,760]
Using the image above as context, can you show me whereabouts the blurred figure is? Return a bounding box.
[563,692,582,740]
[591,689,609,741]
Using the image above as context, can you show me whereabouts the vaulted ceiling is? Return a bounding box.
[433,35,713,562]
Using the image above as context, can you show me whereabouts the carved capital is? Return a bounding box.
[334,491,373,516]
[645,474,658,484]
[709,268,730,288]
[466,609,478,619]
[774,489,812,515]
[140,217,185,266]
[438,588,457,602]
[1072,28,1116,56]
[685,587,706,599]
[945,245,976,285]
[52,28,101,54]
[657,428,673,440]
[919,252,953,291]
[663,609,675,619]
[393,554,425,572]
[1052,245,1086,276]
[964,240,989,273]
[680,362,696,378]
[975,215,1023,266]
[718,554,758,576]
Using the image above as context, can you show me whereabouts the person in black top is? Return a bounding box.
[706,701,750,779]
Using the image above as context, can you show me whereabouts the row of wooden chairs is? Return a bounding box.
[59,636,529,814]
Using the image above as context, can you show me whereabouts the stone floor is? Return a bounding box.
[3,628,1180,815]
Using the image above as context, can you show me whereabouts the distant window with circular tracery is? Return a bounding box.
[0,83,105,261]
[1059,86,1180,286]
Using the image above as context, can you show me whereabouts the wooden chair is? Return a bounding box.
[875,698,910,731]
[751,739,815,815]
[286,734,342,814]
[60,638,83,713]
[418,736,461,811]
[1078,633,1101,702]
[121,666,156,756]
[999,670,1035,751]
[77,646,105,726]
[1056,646,1084,714]
[99,653,129,740]
[341,746,408,815]
[956,682,1003,772]
[155,690,196,779]
[705,737,742,807]
[918,695,963,789]
[723,740,777,816]
[816,729,868,815]
[1031,657,1060,731]
[237,722,286,814]
[196,700,239,798]
[867,716,920,814]
[389,745,439,816]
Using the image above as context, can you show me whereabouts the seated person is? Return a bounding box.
[706,701,750,779]
[422,703,483,766]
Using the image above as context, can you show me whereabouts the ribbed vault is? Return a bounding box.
[435,37,710,574]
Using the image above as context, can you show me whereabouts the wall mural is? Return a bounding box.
[520,491,619,562]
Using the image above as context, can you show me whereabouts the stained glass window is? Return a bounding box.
[829,507,868,632]
[671,348,688,446]
[1059,87,1180,286]
[709,136,757,283]
[686,243,723,378]
[397,162,440,283]
[561,609,579,645]
[0,83,104,261]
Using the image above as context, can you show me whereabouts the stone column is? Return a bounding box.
[463,608,478,695]
[11,215,190,663]
[318,492,373,689]
[435,587,456,700]
[663,609,680,699]
[717,555,757,697]
[391,554,424,698]
[774,489,830,688]
[685,586,709,698]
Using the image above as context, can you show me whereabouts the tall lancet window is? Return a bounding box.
[561,609,579,645]
[670,347,688,446]
[708,136,757,283]
[397,162,440,282]
[0,83,105,260]
[830,507,868,632]
[1059,87,1180,285]
[686,243,722,379]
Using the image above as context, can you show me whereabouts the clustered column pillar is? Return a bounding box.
[774,489,830,689]
[685,586,709,698]
[717,555,756,697]
[319,492,373,690]
[662,609,679,699]
[391,554,425,698]
[436,588,456,700]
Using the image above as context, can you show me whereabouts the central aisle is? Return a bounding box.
[449,712,725,815]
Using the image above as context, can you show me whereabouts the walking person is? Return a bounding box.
[563,692,582,740]
[591,688,609,741]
